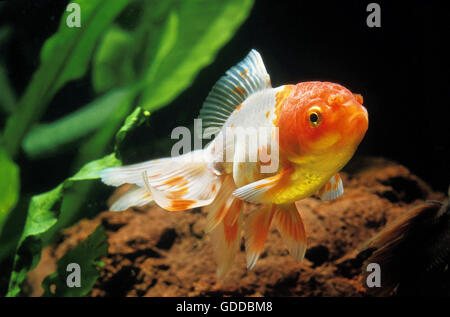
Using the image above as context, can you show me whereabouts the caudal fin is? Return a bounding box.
[101,150,222,212]
[109,185,153,212]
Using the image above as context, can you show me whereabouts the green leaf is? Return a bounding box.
[41,225,108,297]
[92,26,135,93]
[114,107,149,149]
[70,153,121,181]
[1,0,131,157]
[39,0,131,93]
[0,147,20,236]
[139,7,179,86]
[0,26,16,114]
[6,154,120,297]
[0,63,16,114]
[90,0,254,113]
[23,87,135,158]
[139,0,254,112]
[4,0,254,297]
[6,185,63,297]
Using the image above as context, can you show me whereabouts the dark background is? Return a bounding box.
[1,0,449,194]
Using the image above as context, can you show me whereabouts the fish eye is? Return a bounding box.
[309,111,321,127]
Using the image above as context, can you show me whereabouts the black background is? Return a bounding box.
[1,0,449,194]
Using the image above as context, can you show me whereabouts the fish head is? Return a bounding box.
[278,82,368,164]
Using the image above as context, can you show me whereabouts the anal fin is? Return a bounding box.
[273,203,307,261]
[244,204,275,269]
[210,196,243,279]
[205,176,236,233]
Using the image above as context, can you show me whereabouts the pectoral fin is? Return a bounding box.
[232,174,281,204]
[318,173,344,201]
[232,169,289,204]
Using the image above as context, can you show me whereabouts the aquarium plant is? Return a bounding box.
[0,0,253,297]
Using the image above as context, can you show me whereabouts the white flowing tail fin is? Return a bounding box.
[109,185,153,212]
[101,150,222,211]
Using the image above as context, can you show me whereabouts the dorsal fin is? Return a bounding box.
[199,49,272,138]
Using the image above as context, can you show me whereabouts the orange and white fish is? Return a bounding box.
[101,50,368,278]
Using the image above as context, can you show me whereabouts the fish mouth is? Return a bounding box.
[349,110,368,125]
[347,100,368,120]
[347,100,368,122]
[346,105,369,140]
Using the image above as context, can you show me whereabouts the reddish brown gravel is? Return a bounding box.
[26,157,446,297]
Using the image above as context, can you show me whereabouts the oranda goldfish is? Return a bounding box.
[101,50,368,278]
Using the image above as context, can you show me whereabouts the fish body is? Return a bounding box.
[101,50,368,277]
